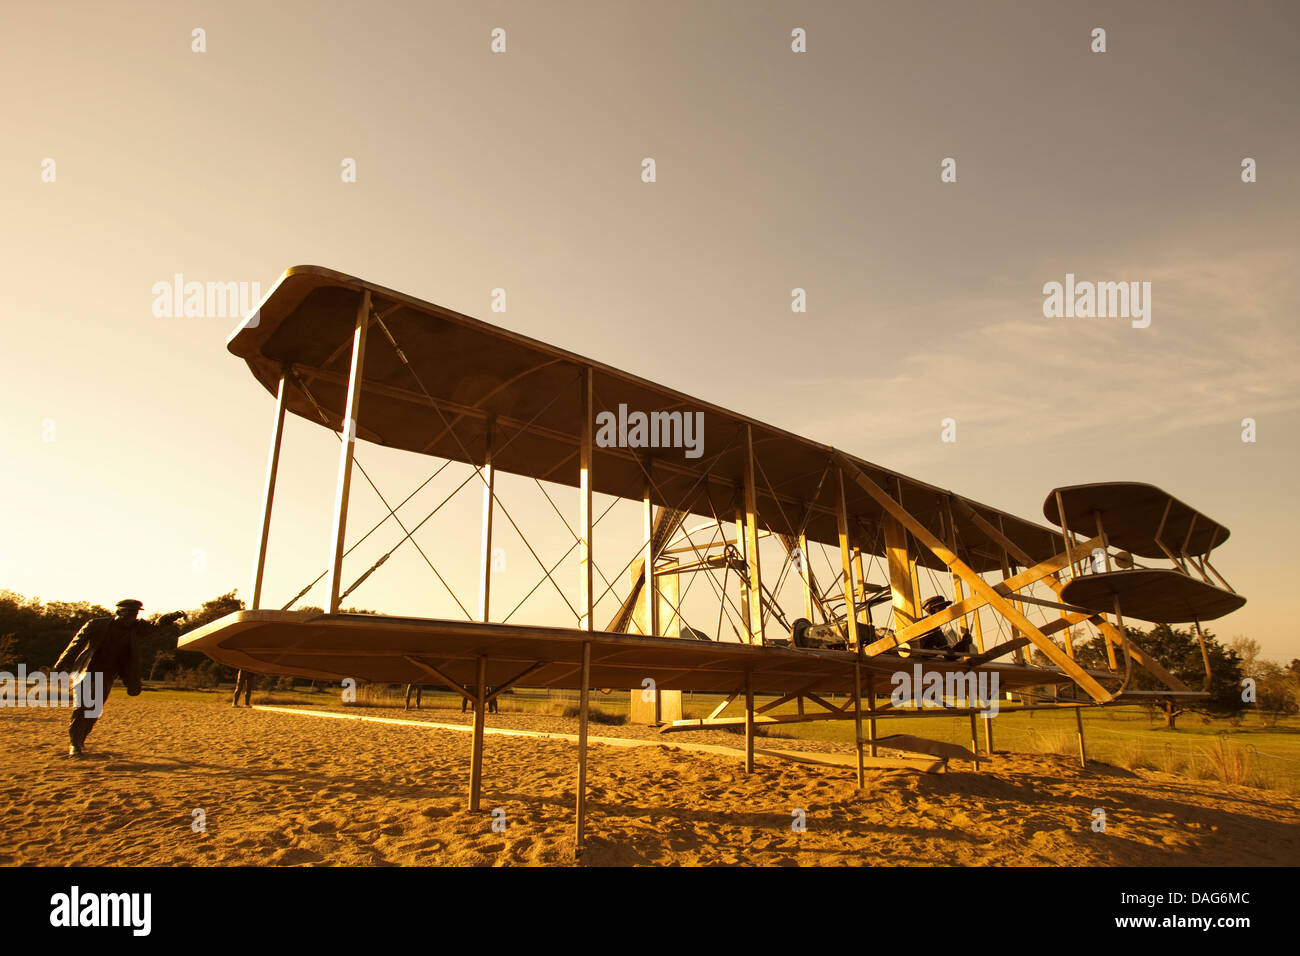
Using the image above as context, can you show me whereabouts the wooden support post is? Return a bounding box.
[742,426,764,644]
[969,712,980,771]
[944,496,969,646]
[905,481,922,616]
[1154,496,1174,558]
[797,528,814,621]
[984,711,994,755]
[575,641,591,854]
[995,522,1028,665]
[1054,490,1079,577]
[1178,515,1198,575]
[1075,706,1087,768]
[1094,511,1113,573]
[642,465,658,637]
[866,675,878,757]
[327,290,371,613]
[835,468,860,648]
[853,661,865,788]
[735,505,751,643]
[578,369,594,631]
[478,417,495,623]
[1192,617,1212,686]
[469,654,487,811]
[1106,596,1136,691]
[744,671,755,774]
[882,510,917,628]
[251,372,288,610]
[1096,509,1119,673]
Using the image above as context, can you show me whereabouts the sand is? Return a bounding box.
[2,694,1298,866]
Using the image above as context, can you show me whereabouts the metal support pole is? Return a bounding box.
[853,661,865,788]
[742,426,764,644]
[578,368,594,631]
[327,289,371,613]
[470,654,487,811]
[251,372,288,610]
[735,505,751,642]
[969,712,980,771]
[1075,706,1087,768]
[642,464,658,637]
[478,417,496,623]
[866,674,878,757]
[575,640,591,854]
[835,468,860,648]
[984,711,995,755]
[744,671,755,773]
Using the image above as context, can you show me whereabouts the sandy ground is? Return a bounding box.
[2,694,1298,866]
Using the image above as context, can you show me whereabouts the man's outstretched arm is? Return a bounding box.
[53,621,95,672]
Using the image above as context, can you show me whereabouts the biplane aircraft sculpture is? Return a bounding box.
[181,266,1246,850]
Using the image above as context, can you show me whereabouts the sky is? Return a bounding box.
[2,1,1297,660]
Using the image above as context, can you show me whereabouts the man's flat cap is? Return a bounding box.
[116,599,144,609]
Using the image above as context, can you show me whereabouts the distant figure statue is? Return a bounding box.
[461,685,498,714]
[232,670,256,707]
[54,599,186,757]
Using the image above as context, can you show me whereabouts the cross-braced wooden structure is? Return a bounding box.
[182,266,1246,852]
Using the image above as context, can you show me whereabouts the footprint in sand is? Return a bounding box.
[271,846,324,865]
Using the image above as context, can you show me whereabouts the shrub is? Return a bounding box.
[1199,735,1251,787]
[1117,741,1148,771]
[173,667,218,690]
[549,701,625,725]
[1158,743,1185,776]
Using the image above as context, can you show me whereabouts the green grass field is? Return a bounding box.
[149,682,1300,795]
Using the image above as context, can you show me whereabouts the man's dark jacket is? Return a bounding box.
[54,618,144,696]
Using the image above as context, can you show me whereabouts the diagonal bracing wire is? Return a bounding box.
[280,455,455,610]
[531,476,629,616]
[331,374,581,612]
[501,487,627,625]
[286,348,579,615]
[753,455,832,628]
[293,372,473,618]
